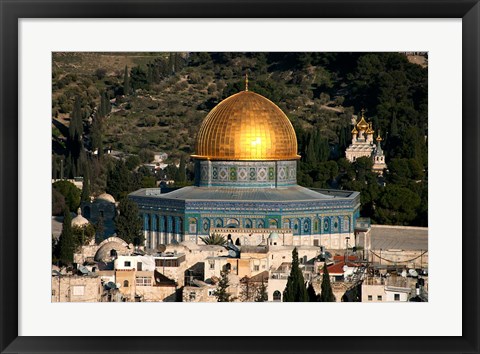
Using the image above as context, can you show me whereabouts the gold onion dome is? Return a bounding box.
[356,116,369,130]
[192,91,300,161]
[366,122,375,134]
[351,126,358,134]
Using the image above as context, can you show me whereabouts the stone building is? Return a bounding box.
[51,273,103,302]
[130,86,361,250]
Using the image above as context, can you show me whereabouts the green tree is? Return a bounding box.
[213,270,233,302]
[239,276,257,302]
[307,282,319,302]
[52,188,66,216]
[283,248,308,302]
[58,208,75,265]
[175,155,187,183]
[72,224,96,248]
[255,280,268,302]
[95,215,105,243]
[200,233,226,245]
[115,198,143,245]
[130,66,149,91]
[125,155,141,170]
[320,262,336,302]
[67,97,85,177]
[107,160,133,200]
[375,185,421,225]
[123,65,130,95]
[53,180,81,212]
[81,168,91,202]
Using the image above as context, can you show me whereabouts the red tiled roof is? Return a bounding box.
[326,261,360,275]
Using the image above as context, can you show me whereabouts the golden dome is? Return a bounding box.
[357,116,369,130]
[351,126,358,134]
[192,91,300,161]
[366,122,375,134]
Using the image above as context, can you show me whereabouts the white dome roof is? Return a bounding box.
[268,232,279,240]
[71,208,89,227]
[96,193,115,204]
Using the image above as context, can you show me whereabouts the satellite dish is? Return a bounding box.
[156,244,166,253]
[342,265,348,272]
[408,269,418,277]
[401,270,407,277]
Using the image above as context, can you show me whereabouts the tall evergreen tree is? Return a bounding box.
[305,133,317,165]
[123,65,130,95]
[81,167,91,202]
[213,270,233,302]
[307,282,319,302]
[91,113,103,157]
[99,91,111,118]
[283,248,308,302]
[107,159,133,200]
[67,97,84,177]
[95,216,105,243]
[58,208,75,265]
[320,262,336,302]
[115,197,143,246]
[175,155,187,183]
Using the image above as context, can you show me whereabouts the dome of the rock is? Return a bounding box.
[192,91,300,161]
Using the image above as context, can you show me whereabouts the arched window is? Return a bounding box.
[273,290,282,301]
[235,238,241,246]
[269,219,278,229]
[123,280,129,288]
[110,249,117,258]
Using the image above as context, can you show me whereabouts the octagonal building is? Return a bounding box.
[129,88,361,249]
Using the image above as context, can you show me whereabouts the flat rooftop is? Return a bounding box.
[130,185,358,202]
[370,225,428,251]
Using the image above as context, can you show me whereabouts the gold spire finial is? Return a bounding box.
[245,72,249,91]
[361,108,365,117]
[376,130,383,142]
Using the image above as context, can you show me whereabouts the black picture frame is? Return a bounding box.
[1,1,478,353]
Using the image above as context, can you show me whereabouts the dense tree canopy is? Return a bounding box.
[52,51,428,227]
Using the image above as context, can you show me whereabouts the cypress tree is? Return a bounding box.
[115,197,143,245]
[123,65,130,95]
[307,282,319,302]
[95,216,105,243]
[58,208,75,265]
[305,133,317,165]
[81,167,91,202]
[283,248,308,302]
[390,111,399,136]
[175,156,187,183]
[320,261,336,302]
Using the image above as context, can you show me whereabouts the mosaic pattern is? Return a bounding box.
[196,160,297,187]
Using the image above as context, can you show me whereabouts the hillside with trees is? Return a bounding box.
[52,52,428,226]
